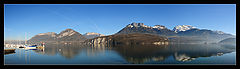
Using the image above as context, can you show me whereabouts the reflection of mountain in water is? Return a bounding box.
[112,44,170,64]
[32,42,235,64]
[33,42,87,59]
[112,44,235,64]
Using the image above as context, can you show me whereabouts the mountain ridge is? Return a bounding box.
[28,28,87,43]
[28,22,235,44]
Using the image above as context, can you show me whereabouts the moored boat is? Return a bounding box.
[24,45,37,49]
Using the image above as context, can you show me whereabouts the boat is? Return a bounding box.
[23,32,37,49]
[24,45,37,49]
[19,46,25,48]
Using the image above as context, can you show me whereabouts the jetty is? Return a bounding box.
[4,49,16,55]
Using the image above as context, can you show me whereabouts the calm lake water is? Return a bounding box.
[4,43,236,65]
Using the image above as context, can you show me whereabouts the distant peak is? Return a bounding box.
[57,28,79,38]
[37,32,57,37]
[84,32,104,36]
[127,22,151,28]
[64,28,74,31]
[213,31,225,34]
[153,25,166,29]
[61,28,78,33]
[37,32,56,35]
[173,25,197,33]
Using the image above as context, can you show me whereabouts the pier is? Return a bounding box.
[4,49,16,55]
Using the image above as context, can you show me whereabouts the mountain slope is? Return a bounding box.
[219,38,236,45]
[83,32,104,39]
[28,32,57,43]
[116,22,235,44]
[56,29,87,41]
[116,23,177,36]
[176,29,234,43]
[173,25,197,33]
[28,29,87,43]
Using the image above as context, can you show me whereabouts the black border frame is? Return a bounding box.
[1,0,239,69]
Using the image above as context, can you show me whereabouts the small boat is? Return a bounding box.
[19,46,25,48]
[19,45,25,48]
[24,45,37,49]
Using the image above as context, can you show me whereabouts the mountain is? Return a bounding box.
[86,33,169,46]
[116,22,177,36]
[56,29,87,41]
[177,29,230,36]
[116,22,235,44]
[173,25,197,33]
[28,29,87,43]
[176,28,234,43]
[28,32,57,43]
[83,32,104,39]
[219,38,236,45]
[28,23,235,44]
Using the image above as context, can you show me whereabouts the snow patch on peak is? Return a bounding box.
[214,31,225,34]
[127,22,151,28]
[173,25,197,33]
[153,25,166,29]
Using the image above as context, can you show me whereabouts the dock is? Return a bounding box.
[4,49,16,55]
[36,46,44,49]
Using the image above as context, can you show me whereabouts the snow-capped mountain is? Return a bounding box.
[173,25,197,33]
[27,22,235,44]
[83,32,105,39]
[153,25,167,29]
[126,22,151,28]
[213,31,225,34]
[117,23,176,36]
[117,22,235,44]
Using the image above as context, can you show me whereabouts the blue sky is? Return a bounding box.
[4,4,236,40]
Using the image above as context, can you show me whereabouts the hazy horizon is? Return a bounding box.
[4,4,236,40]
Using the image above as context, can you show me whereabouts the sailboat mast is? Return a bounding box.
[25,32,27,45]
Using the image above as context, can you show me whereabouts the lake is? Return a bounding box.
[4,43,236,65]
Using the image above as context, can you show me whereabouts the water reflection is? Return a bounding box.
[6,42,235,64]
[33,42,87,59]
[95,43,235,64]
